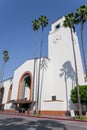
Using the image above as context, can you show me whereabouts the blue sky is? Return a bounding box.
[0,0,87,80]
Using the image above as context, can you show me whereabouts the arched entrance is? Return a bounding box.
[17,71,32,111]
[17,71,32,100]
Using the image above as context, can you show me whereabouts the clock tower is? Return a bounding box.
[46,17,84,111]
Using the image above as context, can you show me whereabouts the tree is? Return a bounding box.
[37,15,48,114]
[38,15,48,59]
[32,19,40,109]
[0,50,9,82]
[75,5,87,81]
[71,85,87,111]
[32,19,40,31]
[63,13,82,117]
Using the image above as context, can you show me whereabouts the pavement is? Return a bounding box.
[0,114,87,130]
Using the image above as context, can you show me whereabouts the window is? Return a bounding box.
[52,96,56,101]
[55,24,60,29]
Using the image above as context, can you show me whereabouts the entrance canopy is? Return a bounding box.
[8,99,32,104]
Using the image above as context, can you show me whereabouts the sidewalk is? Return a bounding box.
[0,111,87,122]
[0,111,72,120]
[39,114,87,122]
[39,114,72,120]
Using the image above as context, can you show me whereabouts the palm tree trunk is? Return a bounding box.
[0,62,5,82]
[32,32,37,111]
[70,28,82,117]
[80,22,87,80]
[31,58,36,109]
[36,28,44,114]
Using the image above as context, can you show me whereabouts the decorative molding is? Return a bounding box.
[44,100,64,102]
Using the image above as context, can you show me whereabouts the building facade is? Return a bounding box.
[0,17,85,115]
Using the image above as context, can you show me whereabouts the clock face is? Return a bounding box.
[53,35,61,44]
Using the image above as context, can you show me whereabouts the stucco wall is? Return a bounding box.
[11,59,34,100]
[46,17,84,111]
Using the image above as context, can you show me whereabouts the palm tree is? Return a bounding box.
[39,16,48,59]
[0,50,9,82]
[75,5,87,81]
[32,19,40,110]
[36,15,48,114]
[32,19,40,31]
[63,13,82,117]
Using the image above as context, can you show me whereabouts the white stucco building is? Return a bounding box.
[0,17,85,115]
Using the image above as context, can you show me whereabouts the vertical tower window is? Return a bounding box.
[55,24,60,29]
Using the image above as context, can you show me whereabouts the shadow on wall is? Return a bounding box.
[39,58,48,111]
[59,60,76,87]
[59,60,76,111]
[69,100,78,111]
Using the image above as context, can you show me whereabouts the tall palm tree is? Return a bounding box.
[32,19,40,110]
[75,5,87,81]
[36,15,48,114]
[63,13,82,117]
[0,50,9,82]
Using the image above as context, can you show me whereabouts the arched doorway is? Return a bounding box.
[17,71,32,111]
[17,71,32,100]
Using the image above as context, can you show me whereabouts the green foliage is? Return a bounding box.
[35,113,42,116]
[63,4,87,31]
[32,19,40,31]
[63,12,75,28]
[80,116,87,120]
[75,4,87,24]
[39,15,48,30]
[32,15,48,32]
[3,50,9,62]
[75,115,87,120]
[71,87,77,103]
[71,85,87,105]
[75,115,79,119]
